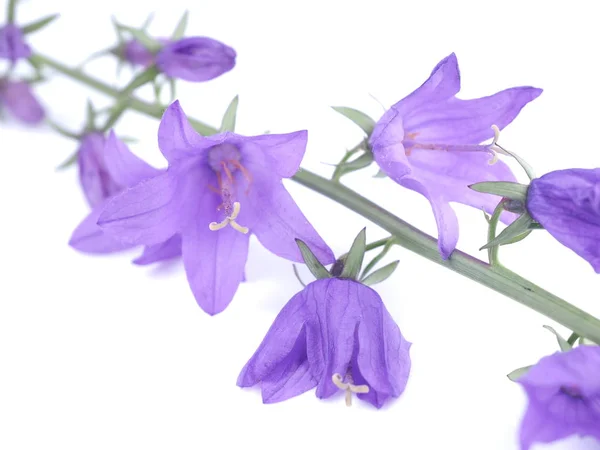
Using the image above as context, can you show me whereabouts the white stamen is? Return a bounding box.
[209,201,249,234]
[332,373,370,407]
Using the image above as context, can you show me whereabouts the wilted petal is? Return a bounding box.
[0,80,44,124]
[69,200,135,254]
[98,170,181,246]
[247,130,308,178]
[103,130,160,187]
[155,37,236,82]
[0,24,31,62]
[527,168,600,272]
[133,234,182,266]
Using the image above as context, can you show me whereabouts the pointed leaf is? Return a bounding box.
[21,14,60,34]
[220,95,239,132]
[361,260,399,286]
[469,181,528,201]
[480,213,533,250]
[337,151,373,177]
[85,99,96,131]
[332,106,376,136]
[502,147,536,181]
[120,66,159,95]
[117,24,162,52]
[48,121,80,140]
[141,12,155,31]
[543,325,572,352]
[507,365,532,382]
[55,149,79,171]
[341,228,366,279]
[295,239,331,280]
[171,10,189,40]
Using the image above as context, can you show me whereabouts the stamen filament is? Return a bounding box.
[332,372,370,407]
[208,201,249,234]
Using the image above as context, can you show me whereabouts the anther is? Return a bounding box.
[332,373,370,407]
[209,201,249,234]
[487,124,511,165]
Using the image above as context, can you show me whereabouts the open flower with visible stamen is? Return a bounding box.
[369,53,542,258]
[0,24,31,62]
[97,101,334,315]
[70,131,182,265]
[516,345,600,450]
[237,277,411,408]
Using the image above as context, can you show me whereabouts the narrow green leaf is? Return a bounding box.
[171,10,189,40]
[341,228,366,279]
[21,14,60,34]
[502,230,532,246]
[102,98,131,132]
[361,238,395,279]
[332,106,376,136]
[295,239,331,280]
[292,264,307,287]
[220,95,239,132]
[361,260,399,286]
[480,213,533,250]
[85,99,96,131]
[168,77,177,103]
[120,66,159,95]
[117,24,162,52]
[469,181,529,201]
[507,365,532,381]
[338,151,373,172]
[141,12,155,31]
[55,149,79,171]
[48,121,80,140]
[502,147,536,181]
[543,325,572,352]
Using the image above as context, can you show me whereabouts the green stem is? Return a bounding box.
[33,53,600,344]
[331,143,364,182]
[567,332,580,346]
[7,0,17,23]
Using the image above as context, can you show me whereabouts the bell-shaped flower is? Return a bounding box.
[155,37,236,82]
[70,131,182,265]
[517,345,600,450]
[97,101,334,315]
[0,24,30,62]
[0,79,44,124]
[237,277,411,408]
[369,53,542,258]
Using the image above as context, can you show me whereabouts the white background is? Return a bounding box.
[1,0,599,449]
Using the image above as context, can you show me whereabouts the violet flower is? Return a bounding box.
[70,131,182,265]
[120,38,171,67]
[369,53,542,258]
[237,277,411,407]
[0,24,31,62]
[0,79,44,124]
[155,37,236,82]
[517,345,600,450]
[526,168,600,272]
[97,101,334,315]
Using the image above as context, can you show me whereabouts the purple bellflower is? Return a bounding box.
[0,79,44,124]
[70,131,182,265]
[526,168,600,273]
[369,53,542,258]
[517,345,600,450]
[0,24,31,62]
[155,37,236,82]
[237,277,411,408]
[97,101,334,315]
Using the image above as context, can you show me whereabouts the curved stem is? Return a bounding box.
[32,53,600,344]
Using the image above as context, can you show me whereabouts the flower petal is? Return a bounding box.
[69,200,135,254]
[0,25,31,62]
[370,112,411,181]
[390,53,460,117]
[527,169,600,273]
[133,234,182,266]
[98,170,181,246]
[0,81,44,124]
[244,176,334,265]
[181,191,250,315]
[246,130,308,178]
[404,87,543,145]
[103,130,161,187]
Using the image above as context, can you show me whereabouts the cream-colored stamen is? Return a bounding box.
[208,201,249,234]
[487,124,511,165]
[332,373,370,407]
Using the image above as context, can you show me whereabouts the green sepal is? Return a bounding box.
[335,151,373,179]
[21,14,60,35]
[219,95,239,133]
[361,260,399,286]
[116,24,162,53]
[340,228,366,279]
[507,365,532,382]
[48,121,80,140]
[480,212,534,250]
[171,10,189,40]
[332,106,376,136]
[102,98,132,132]
[84,99,96,131]
[120,66,160,96]
[140,13,155,31]
[469,181,529,202]
[543,325,572,352]
[373,169,387,178]
[295,239,331,280]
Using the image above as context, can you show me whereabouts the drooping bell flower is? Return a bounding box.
[0,24,31,62]
[0,79,44,124]
[97,101,334,315]
[70,131,182,265]
[516,345,600,450]
[526,168,600,272]
[155,37,236,82]
[237,277,411,407]
[369,53,542,258]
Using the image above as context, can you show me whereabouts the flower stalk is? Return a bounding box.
[31,52,600,344]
